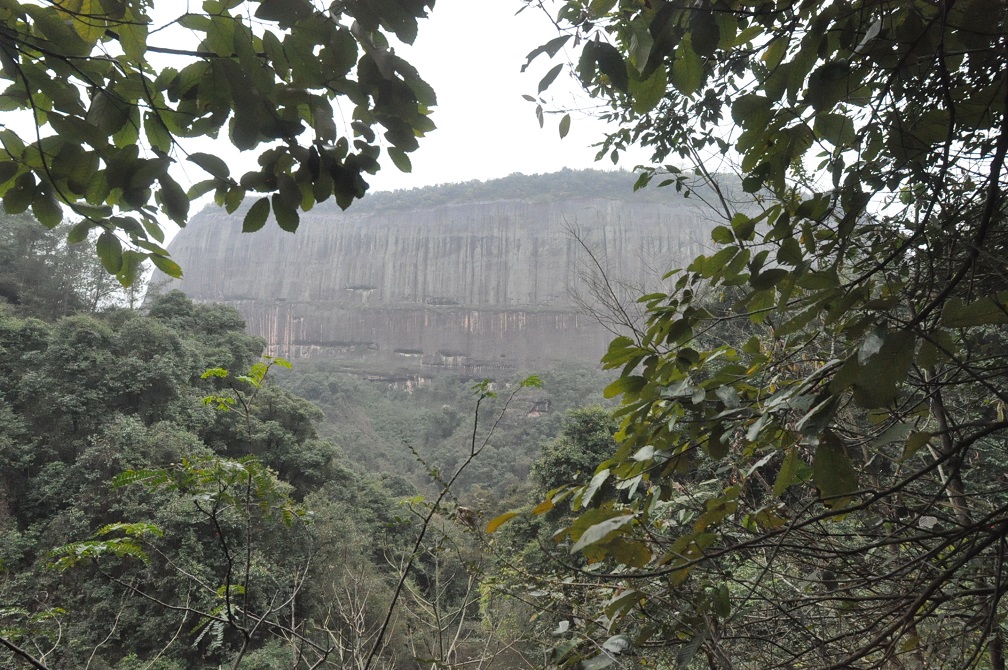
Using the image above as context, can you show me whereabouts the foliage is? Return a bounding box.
[359,375,542,668]
[0,283,381,668]
[531,407,619,494]
[0,0,436,282]
[516,0,1008,668]
[275,361,616,500]
[0,213,142,317]
[54,451,322,669]
[0,229,595,669]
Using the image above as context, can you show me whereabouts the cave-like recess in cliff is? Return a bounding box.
[157,169,720,377]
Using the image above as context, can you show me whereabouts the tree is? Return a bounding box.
[510,1,1008,668]
[0,0,436,283]
[0,213,130,317]
[0,290,343,669]
[531,407,619,494]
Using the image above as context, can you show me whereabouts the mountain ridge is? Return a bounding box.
[157,169,719,376]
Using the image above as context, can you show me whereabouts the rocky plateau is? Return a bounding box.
[158,170,719,377]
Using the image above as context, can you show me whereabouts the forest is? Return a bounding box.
[0,213,622,669]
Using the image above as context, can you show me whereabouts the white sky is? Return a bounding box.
[160,0,651,223]
[150,0,644,227]
[134,0,646,245]
[366,0,635,192]
[2,1,650,243]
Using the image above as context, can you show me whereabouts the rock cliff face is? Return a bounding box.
[160,174,717,375]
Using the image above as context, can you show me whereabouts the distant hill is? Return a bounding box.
[156,169,721,377]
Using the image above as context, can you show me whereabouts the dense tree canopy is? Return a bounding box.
[0,0,435,283]
[500,1,1008,668]
[0,214,611,669]
[0,283,420,669]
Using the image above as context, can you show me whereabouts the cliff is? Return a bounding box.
[158,171,718,376]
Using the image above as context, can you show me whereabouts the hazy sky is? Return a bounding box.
[141,0,647,236]
[366,0,637,192]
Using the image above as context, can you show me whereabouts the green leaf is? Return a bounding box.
[243,197,270,233]
[731,94,772,130]
[271,193,299,232]
[731,213,757,240]
[0,130,25,158]
[3,172,35,214]
[902,432,933,461]
[795,392,840,436]
[144,113,172,153]
[570,514,634,553]
[812,432,858,508]
[96,231,123,273]
[851,330,916,408]
[255,0,313,24]
[691,11,720,58]
[66,220,93,244]
[676,631,706,668]
[629,66,666,114]
[224,185,245,213]
[580,468,611,508]
[712,584,730,618]
[188,152,231,179]
[32,188,63,229]
[538,63,564,93]
[558,113,571,139]
[671,38,703,95]
[188,179,217,200]
[711,225,734,244]
[814,112,856,147]
[231,110,260,150]
[520,374,544,388]
[117,9,149,61]
[588,0,618,18]
[750,268,788,290]
[388,148,412,173]
[773,446,799,496]
[0,161,19,186]
[595,42,629,92]
[277,174,301,209]
[807,61,851,111]
[116,250,146,286]
[706,427,729,459]
[940,292,1008,327]
[149,253,183,278]
[25,5,87,55]
[521,35,571,72]
[61,0,107,45]
[606,539,651,568]
[604,375,646,399]
[158,175,189,224]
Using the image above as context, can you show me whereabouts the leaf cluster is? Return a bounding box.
[0,0,437,283]
[519,0,1008,667]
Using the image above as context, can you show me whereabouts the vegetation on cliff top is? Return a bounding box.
[190,167,731,221]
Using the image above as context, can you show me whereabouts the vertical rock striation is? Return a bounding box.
[159,173,717,375]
